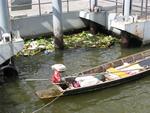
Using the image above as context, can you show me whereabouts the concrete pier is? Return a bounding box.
[8,0,150,45]
[123,0,131,21]
[89,0,98,34]
[52,0,64,49]
[0,0,24,65]
[0,0,11,33]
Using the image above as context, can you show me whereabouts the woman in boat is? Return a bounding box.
[51,64,66,84]
[51,64,81,89]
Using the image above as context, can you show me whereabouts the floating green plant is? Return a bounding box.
[64,31,119,48]
[18,31,119,56]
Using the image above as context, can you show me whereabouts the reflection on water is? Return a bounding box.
[0,44,150,113]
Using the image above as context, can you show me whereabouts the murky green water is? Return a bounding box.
[0,44,150,113]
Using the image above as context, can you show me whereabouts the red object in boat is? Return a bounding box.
[51,70,61,84]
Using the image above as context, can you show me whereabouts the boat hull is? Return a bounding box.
[63,70,150,96]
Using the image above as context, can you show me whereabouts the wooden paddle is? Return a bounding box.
[24,78,49,82]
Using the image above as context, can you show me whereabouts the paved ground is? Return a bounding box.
[8,0,149,18]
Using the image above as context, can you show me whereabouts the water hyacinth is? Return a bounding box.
[18,38,54,56]
[64,31,119,48]
[18,31,119,56]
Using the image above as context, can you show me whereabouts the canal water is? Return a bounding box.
[0,44,150,113]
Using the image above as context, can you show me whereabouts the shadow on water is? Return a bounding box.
[0,44,150,113]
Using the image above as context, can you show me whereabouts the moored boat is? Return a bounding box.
[36,49,150,99]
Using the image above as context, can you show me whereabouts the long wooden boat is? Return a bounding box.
[36,49,150,99]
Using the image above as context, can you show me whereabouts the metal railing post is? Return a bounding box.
[89,0,91,11]
[38,0,42,16]
[141,0,144,16]
[116,0,118,14]
[130,0,132,15]
[67,0,69,12]
[145,0,148,19]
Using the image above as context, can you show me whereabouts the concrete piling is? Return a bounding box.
[123,0,131,21]
[90,0,97,12]
[89,0,98,35]
[52,0,64,49]
[0,0,11,34]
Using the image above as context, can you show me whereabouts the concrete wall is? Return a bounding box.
[11,11,87,38]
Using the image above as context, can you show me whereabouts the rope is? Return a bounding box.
[32,93,63,113]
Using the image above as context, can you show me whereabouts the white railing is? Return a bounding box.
[9,0,89,18]
[9,0,150,19]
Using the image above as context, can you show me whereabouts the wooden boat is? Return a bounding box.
[36,49,150,99]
